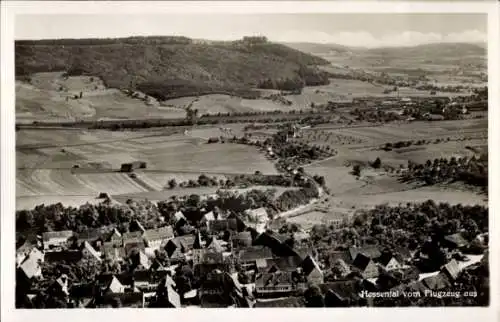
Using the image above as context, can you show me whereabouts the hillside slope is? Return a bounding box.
[16,36,330,100]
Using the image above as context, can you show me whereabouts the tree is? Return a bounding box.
[351,164,361,177]
[304,285,325,307]
[167,178,178,189]
[372,157,382,169]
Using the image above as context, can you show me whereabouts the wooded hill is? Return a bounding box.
[15,36,330,99]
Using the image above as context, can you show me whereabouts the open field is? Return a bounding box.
[16,126,278,210]
[113,185,295,203]
[16,195,106,211]
[16,73,186,123]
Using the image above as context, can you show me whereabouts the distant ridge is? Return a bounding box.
[15,35,330,100]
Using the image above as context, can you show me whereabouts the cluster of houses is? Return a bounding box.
[16,202,487,308]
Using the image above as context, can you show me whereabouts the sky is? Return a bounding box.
[15,13,487,48]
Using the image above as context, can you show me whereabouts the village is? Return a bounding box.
[15,179,489,308]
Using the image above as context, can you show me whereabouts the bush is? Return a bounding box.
[351,164,361,176]
[372,157,382,169]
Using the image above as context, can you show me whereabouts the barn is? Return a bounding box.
[120,161,147,172]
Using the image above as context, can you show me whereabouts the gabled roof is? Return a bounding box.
[129,219,146,233]
[19,256,42,279]
[294,247,314,260]
[264,256,303,272]
[394,246,412,260]
[349,246,382,261]
[139,251,151,269]
[329,250,352,264]
[108,228,122,241]
[174,211,186,222]
[208,219,238,232]
[231,231,252,243]
[201,211,215,222]
[16,240,34,254]
[193,231,203,250]
[320,281,361,301]
[301,255,322,276]
[82,241,101,261]
[122,231,143,241]
[442,259,460,280]
[238,246,274,262]
[206,238,224,253]
[166,285,181,308]
[27,248,44,263]
[444,233,469,247]
[378,253,399,267]
[245,208,268,222]
[143,226,174,242]
[106,276,126,294]
[406,281,428,293]
[43,230,73,242]
[255,271,293,288]
[422,273,451,290]
[352,253,373,271]
[76,229,105,242]
[169,235,195,251]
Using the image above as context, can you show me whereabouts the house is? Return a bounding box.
[193,249,229,279]
[102,242,126,262]
[377,253,402,271]
[129,220,146,234]
[173,211,186,223]
[206,237,225,253]
[107,228,123,243]
[81,241,102,262]
[123,238,146,257]
[301,255,324,285]
[76,228,107,247]
[230,231,252,249]
[49,274,70,298]
[154,277,181,308]
[441,259,460,281]
[16,241,38,266]
[193,231,204,249]
[237,246,274,271]
[199,270,241,308]
[143,226,174,250]
[255,271,294,298]
[42,230,74,250]
[101,275,144,308]
[422,273,451,291]
[208,219,238,233]
[352,253,379,279]
[164,235,195,263]
[294,246,316,261]
[320,281,363,307]
[293,231,310,243]
[263,256,304,273]
[200,211,216,226]
[137,251,151,270]
[244,207,269,223]
[254,231,298,258]
[348,246,382,262]
[18,255,43,280]
[443,233,469,251]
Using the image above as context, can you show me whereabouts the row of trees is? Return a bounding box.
[165,172,316,190]
[350,108,403,123]
[401,154,488,191]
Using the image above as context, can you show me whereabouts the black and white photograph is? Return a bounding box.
[1,1,498,317]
